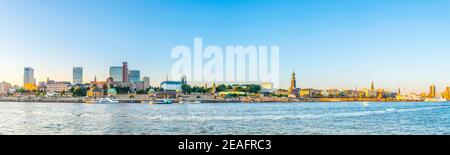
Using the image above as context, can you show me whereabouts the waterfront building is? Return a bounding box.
[160,81,182,91]
[128,70,140,83]
[261,82,275,94]
[73,67,83,85]
[377,89,385,99]
[143,77,150,90]
[46,81,72,93]
[327,89,343,98]
[383,91,397,98]
[420,92,428,98]
[363,88,377,98]
[343,90,359,98]
[357,90,366,98]
[321,90,330,97]
[90,76,108,88]
[122,62,128,82]
[23,67,37,91]
[87,84,104,98]
[132,81,145,90]
[300,88,321,98]
[38,81,47,91]
[0,81,11,95]
[429,85,436,98]
[109,66,123,82]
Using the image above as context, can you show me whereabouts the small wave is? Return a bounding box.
[142,106,449,122]
[327,106,447,118]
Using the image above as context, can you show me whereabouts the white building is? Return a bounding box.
[261,82,275,93]
[160,81,182,91]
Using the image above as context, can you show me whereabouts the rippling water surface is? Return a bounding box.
[0,102,449,135]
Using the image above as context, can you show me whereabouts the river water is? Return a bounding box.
[0,102,449,135]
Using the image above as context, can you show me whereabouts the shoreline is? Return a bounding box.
[0,98,440,104]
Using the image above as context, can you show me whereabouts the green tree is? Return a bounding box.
[111,86,131,94]
[136,89,146,94]
[72,87,87,97]
[247,85,261,94]
[216,84,227,92]
[16,88,25,93]
[181,84,192,94]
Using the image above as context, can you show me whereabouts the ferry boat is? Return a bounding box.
[149,99,172,104]
[178,100,201,104]
[86,98,119,104]
[424,97,448,102]
[424,95,448,102]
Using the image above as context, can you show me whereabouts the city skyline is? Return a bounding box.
[1,0,450,92]
[1,65,449,95]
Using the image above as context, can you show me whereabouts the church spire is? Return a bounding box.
[371,81,375,91]
[211,82,216,94]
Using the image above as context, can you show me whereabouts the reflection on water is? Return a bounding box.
[0,102,449,135]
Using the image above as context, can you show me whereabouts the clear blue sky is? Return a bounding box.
[1,0,450,93]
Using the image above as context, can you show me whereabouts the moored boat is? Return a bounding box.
[86,98,119,104]
[150,99,172,104]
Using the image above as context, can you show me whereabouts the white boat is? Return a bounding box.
[178,100,201,104]
[424,95,448,102]
[149,99,172,104]
[87,98,119,104]
[424,98,448,102]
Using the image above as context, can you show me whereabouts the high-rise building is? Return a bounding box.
[128,70,140,83]
[73,67,83,85]
[109,66,123,82]
[429,84,436,98]
[23,67,36,90]
[122,62,128,82]
[444,87,450,100]
[181,75,187,85]
[143,77,150,90]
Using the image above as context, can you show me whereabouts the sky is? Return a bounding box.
[1,0,450,93]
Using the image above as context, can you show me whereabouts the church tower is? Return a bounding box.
[211,82,216,94]
[288,71,297,94]
[371,81,375,91]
